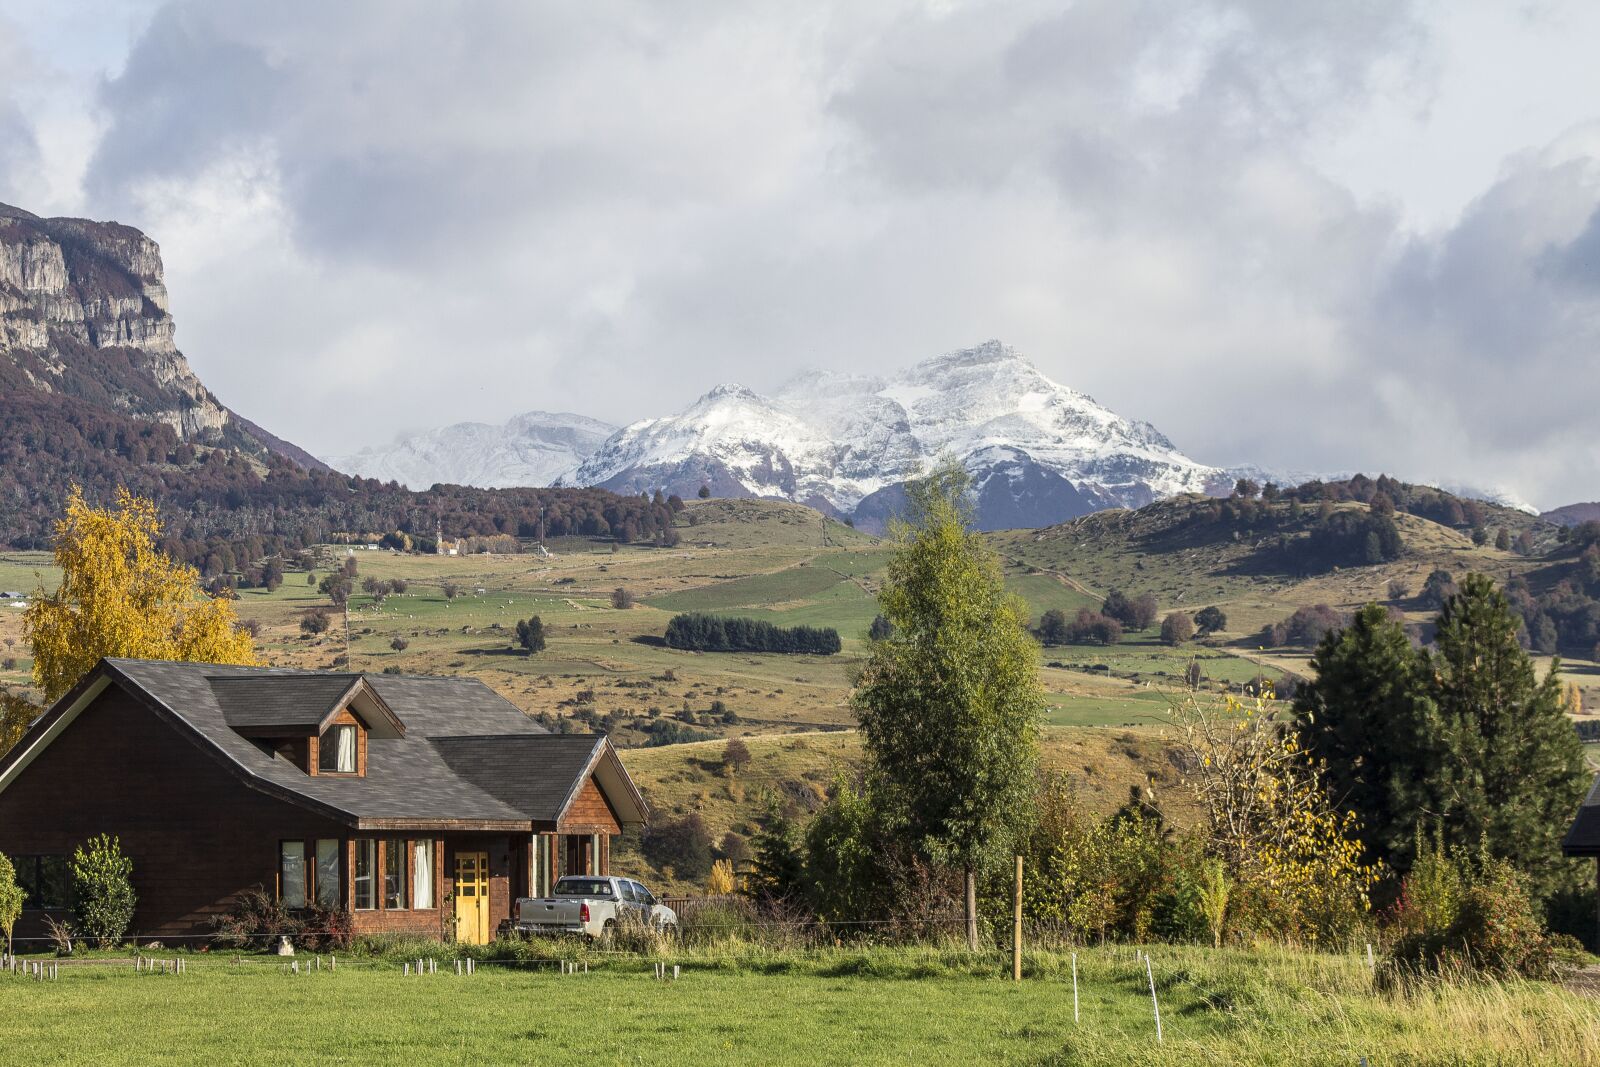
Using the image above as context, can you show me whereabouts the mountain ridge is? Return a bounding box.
[325,410,615,489]
[567,340,1231,530]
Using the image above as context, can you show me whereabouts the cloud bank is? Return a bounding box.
[1,0,1598,507]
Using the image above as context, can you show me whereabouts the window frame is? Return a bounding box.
[279,840,308,908]
[383,838,409,911]
[353,838,376,910]
[318,723,359,775]
[14,854,69,911]
[315,839,342,908]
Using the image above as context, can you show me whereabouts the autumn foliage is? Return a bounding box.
[25,487,258,703]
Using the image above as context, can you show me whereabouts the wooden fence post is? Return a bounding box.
[1012,855,1023,982]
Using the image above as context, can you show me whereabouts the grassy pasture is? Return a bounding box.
[2,944,1596,1065]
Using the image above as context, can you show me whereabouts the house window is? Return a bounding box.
[413,840,435,909]
[15,855,67,910]
[315,839,341,907]
[531,835,552,899]
[384,839,408,910]
[280,841,307,908]
[353,839,376,909]
[319,724,357,774]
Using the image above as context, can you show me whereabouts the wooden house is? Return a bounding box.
[0,658,647,946]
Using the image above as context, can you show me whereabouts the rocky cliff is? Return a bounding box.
[0,201,318,463]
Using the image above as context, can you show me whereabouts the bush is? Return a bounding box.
[643,813,715,880]
[389,636,409,652]
[1159,612,1194,645]
[1388,835,1554,980]
[210,886,300,949]
[300,609,332,635]
[611,587,635,610]
[70,834,136,948]
[301,902,354,951]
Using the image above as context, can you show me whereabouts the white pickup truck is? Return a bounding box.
[513,876,679,942]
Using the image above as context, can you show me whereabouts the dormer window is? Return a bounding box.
[319,724,358,775]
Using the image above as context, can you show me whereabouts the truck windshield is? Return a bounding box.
[553,878,613,897]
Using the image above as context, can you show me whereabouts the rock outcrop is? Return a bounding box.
[0,201,316,461]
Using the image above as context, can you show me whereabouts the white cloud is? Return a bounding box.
[1,0,1598,507]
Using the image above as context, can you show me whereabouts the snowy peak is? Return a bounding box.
[325,411,616,489]
[573,341,1229,529]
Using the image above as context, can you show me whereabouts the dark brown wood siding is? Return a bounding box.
[0,684,350,942]
[558,775,622,835]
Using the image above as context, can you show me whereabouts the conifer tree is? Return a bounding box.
[852,462,1043,948]
[1426,574,1587,899]
[1294,604,1437,874]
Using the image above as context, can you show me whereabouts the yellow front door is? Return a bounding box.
[453,852,490,945]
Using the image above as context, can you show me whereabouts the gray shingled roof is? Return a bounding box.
[1564,774,1600,856]
[432,735,609,824]
[210,674,361,732]
[96,659,634,829]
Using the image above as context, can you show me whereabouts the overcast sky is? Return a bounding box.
[2,1,1598,508]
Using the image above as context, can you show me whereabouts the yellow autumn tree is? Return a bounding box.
[0,690,41,760]
[1167,690,1380,944]
[706,858,736,896]
[25,487,258,702]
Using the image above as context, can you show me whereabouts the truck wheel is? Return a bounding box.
[600,919,617,946]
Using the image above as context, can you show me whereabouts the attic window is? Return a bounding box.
[319,724,357,774]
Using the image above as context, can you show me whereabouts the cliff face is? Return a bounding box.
[0,202,308,456]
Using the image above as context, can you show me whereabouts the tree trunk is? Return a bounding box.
[965,866,978,951]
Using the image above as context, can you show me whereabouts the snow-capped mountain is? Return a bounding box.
[324,411,616,490]
[569,341,1232,530]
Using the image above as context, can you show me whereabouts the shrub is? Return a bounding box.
[211,886,300,949]
[389,636,409,652]
[299,609,332,635]
[1159,612,1194,645]
[1193,606,1227,636]
[611,587,635,610]
[70,834,136,948]
[707,859,736,896]
[1388,835,1553,979]
[643,813,715,880]
[0,850,22,956]
[301,902,355,951]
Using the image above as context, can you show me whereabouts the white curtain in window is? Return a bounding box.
[337,725,357,773]
[413,840,434,909]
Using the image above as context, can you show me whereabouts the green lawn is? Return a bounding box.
[3,945,1596,1065]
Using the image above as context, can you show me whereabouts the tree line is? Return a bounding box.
[664,613,842,655]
